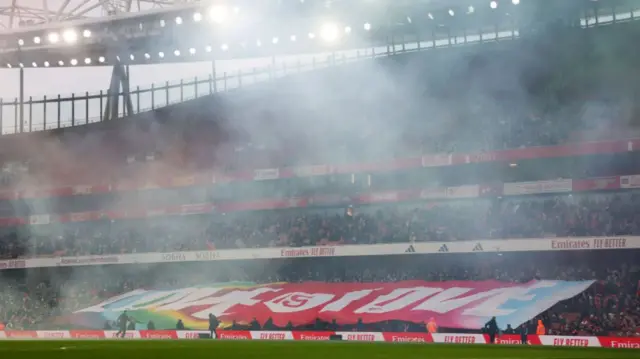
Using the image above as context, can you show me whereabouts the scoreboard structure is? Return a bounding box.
[0,0,633,134]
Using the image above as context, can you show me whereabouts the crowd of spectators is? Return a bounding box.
[0,251,638,336]
[0,191,635,259]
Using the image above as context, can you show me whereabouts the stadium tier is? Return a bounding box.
[0,3,640,347]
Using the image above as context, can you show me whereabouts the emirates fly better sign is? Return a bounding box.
[73,280,593,330]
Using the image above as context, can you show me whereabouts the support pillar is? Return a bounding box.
[103,63,134,122]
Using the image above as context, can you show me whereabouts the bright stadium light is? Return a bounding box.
[345,26,352,34]
[44,61,49,67]
[70,59,78,66]
[256,39,262,46]
[428,12,434,20]
[144,53,151,59]
[83,29,92,38]
[209,5,229,24]
[193,12,203,22]
[512,0,520,4]
[174,49,181,56]
[175,16,183,25]
[48,32,60,43]
[63,29,78,44]
[320,23,339,42]
[272,37,279,44]
[129,54,135,60]
[19,63,24,68]
[449,9,455,16]
[490,1,498,9]
[308,32,316,39]
[160,19,166,27]
[189,47,196,55]
[205,45,212,52]
[6,63,11,68]
[221,44,229,51]
[31,62,37,67]
[18,39,24,46]
[468,5,475,13]
[116,55,121,61]
[363,22,371,31]
[99,56,105,63]
[33,36,41,44]
[84,58,91,64]
[290,35,296,41]
[58,60,64,66]
[158,52,165,58]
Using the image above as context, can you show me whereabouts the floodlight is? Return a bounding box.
[449,9,455,16]
[205,45,212,52]
[62,29,78,44]
[175,17,183,25]
[290,35,297,41]
[193,12,203,22]
[19,63,24,68]
[70,59,78,66]
[221,44,229,51]
[6,64,11,68]
[512,0,520,4]
[345,26,352,34]
[159,52,165,58]
[129,54,135,60]
[490,1,498,9]
[174,50,181,56]
[58,60,64,66]
[99,56,105,63]
[308,32,316,39]
[18,39,24,46]
[428,13,434,20]
[363,22,371,31]
[144,53,151,59]
[84,58,91,64]
[44,61,50,67]
[189,48,196,55]
[160,20,166,27]
[48,32,60,43]
[468,6,475,13]
[256,39,262,46]
[33,36,41,44]
[209,5,229,24]
[272,37,279,44]
[320,23,339,42]
[83,29,92,38]
[31,62,37,67]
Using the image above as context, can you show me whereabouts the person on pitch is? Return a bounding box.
[209,313,220,339]
[116,310,129,338]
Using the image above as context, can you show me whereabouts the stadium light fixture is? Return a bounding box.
[158,52,165,58]
[116,55,121,62]
[290,35,296,41]
[84,58,91,64]
[31,62,37,67]
[272,37,279,44]
[209,5,229,24]
[428,13,434,20]
[406,17,412,24]
[490,1,498,9]
[512,0,520,4]
[160,19,166,27]
[19,63,24,68]
[70,59,78,66]
[256,39,262,46]
[468,6,475,13]
[193,12,203,22]
[174,49,181,56]
[44,61,50,67]
[33,36,41,44]
[18,39,24,46]
[189,47,196,55]
[308,32,316,39]
[176,17,183,25]
[58,60,64,66]
[83,29,91,38]
[129,54,135,60]
[233,7,240,14]
[205,45,212,52]
[99,56,105,63]
[221,43,229,51]
[48,32,60,44]
[63,29,78,44]
[144,53,151,59]
[363,22,371,31]
[320,23,339,42]
[345,26,352,34]
[449,9,455,16]
[6,63,11,68]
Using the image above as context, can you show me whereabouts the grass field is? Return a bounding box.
[0,340,637,359]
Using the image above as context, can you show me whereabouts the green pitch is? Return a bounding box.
[0,340,636,359]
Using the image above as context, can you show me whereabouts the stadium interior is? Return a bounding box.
[0,0,639,355]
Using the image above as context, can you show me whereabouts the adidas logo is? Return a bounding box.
[472,243,484,252]
[438,244,449,253]
[405,245,416,253]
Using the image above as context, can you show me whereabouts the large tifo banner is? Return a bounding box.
[71,280,593,330]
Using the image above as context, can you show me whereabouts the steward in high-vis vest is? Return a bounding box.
[536,320,546,335]
[427,318,438,333]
